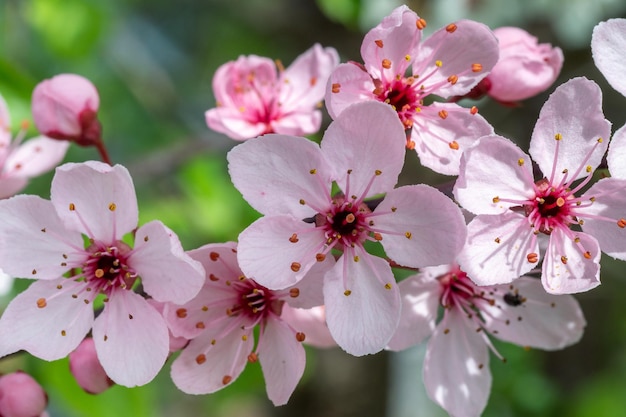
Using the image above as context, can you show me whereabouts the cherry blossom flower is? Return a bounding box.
[205,44,339,140]
[324,5,498,175]
[453,77,626,294]
[0,93,69,199]
[0,161,205,387]
[592,18,626,179]
[165,242,332,406]
[460,26,563,104]
[228,101,467,355]
[387,263,585,417]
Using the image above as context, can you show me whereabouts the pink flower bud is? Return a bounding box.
[0,371,48,417]
[486,27,563,103]
[31,73,102,146]
[69,338,114,394]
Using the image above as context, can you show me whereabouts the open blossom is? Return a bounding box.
[206,44,339,140]
[0,161,205,387]
[454,77,626,294]
[325,5,498,175]
[31,74,101,146]
[387,263,585,417]
[462,26,563,104]
[228,101,467,355]
[0,93,69,199]
[165,242,333,406]
[592,18,626,179]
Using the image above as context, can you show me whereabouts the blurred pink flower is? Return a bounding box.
[206,44,339,140]
[454,77,626,294]
[472,27,563,104]
[388,263,585,417]
[0,371,48,417]
[0,94,69,199]
[166,242,332,406]
[31,74,101,146]
[325,5,498,175]
[0,161,205,387]
[69,338,114,394]
[228,101,467,355]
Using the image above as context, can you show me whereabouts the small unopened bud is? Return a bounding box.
[0,371,48,417]
[32,74,105,153]
[69,338,114,394]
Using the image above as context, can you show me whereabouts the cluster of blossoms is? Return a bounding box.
[1,4,626,417]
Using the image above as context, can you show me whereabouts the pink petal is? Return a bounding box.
[324,62,376,120]
[170,326,251,394]
[411,103,494,176]
[285,255,334,309]
[205,107,268,141]
[280,305,335,348]
[375,184,466,267]
[454,135,534,214]
[415,20,499,98]
[488,27,563,102]
[279,43,339,111]
[387,274,440,351]
[361,5,421,80]
[129,220,204,304]
[211,55,277,109]
[258,317,306,406]
[541,229,601,294]
[423,308,491,417]
[323,250,401,356]
[270,110,322,137]
[458,213,539,285]
[0,195,84,280]
[482,277,585,349]
[0,279,93,360]
[51,161,138,242]
[227,134,332,217]
[321,101,405,197]
[0,177,27,201]
[607,123,626,179]
[581,178,626,260]
[93,288,169,387]
[3,136,69,179]
[237,215,326,290]
[529,77,610,184]
[592,18,626,97]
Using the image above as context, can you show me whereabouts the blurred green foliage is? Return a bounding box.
[2,0,626,416]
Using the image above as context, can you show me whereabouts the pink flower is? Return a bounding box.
[165,242,331,406]
[325,5,498,175]
[228,101,467,355]
[206,44,339,140]
[0,93,69,199]
[388,263,585,417]
[0,371,48,417]
[0,161,205,387]
[472,27,563,104]
[69,338,114,394]
[31,74,101,146]
[592,19,626,179]
[453,77,626,294]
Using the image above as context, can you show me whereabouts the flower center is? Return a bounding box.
[525,179,574,234]
[316,195,371,248]
[228,278,284,320]
[375,78,420,128]
[83,242,137,291]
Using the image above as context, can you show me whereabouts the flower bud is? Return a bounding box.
[486,27,563,103]
[0,371,48,417]
[31,73,102,146]
[69,338,114,394]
